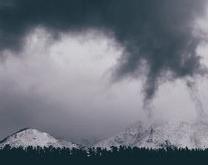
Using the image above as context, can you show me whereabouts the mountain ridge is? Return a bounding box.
[2,121,208,150]
[0,128,78,149]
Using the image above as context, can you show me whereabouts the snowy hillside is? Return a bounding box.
[95,121,208,150]
[0,128,78,149]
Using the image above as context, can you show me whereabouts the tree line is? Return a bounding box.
[0,145,208,165]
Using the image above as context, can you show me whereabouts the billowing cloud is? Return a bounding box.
[0,0,207,103]
[0,29,146,141]
[0,28,203,142]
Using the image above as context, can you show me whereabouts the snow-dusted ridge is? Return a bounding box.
[2,121,208,150]
[94,121,208,150]
[0,128,78,149]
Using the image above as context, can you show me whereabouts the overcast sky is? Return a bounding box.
[1,0,208,143]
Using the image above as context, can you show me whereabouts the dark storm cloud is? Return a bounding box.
[0,0,207,102]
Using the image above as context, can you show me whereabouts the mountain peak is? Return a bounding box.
[0,128,78,149]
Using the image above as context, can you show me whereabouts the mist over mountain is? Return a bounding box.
[95,120,208,150]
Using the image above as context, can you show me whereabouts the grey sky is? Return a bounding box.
[0,1,208,143]
[0,27,207,143]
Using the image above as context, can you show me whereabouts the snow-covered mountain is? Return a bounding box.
[0,128,78,149]
[3,121,208,150]
[95,121,208,150]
